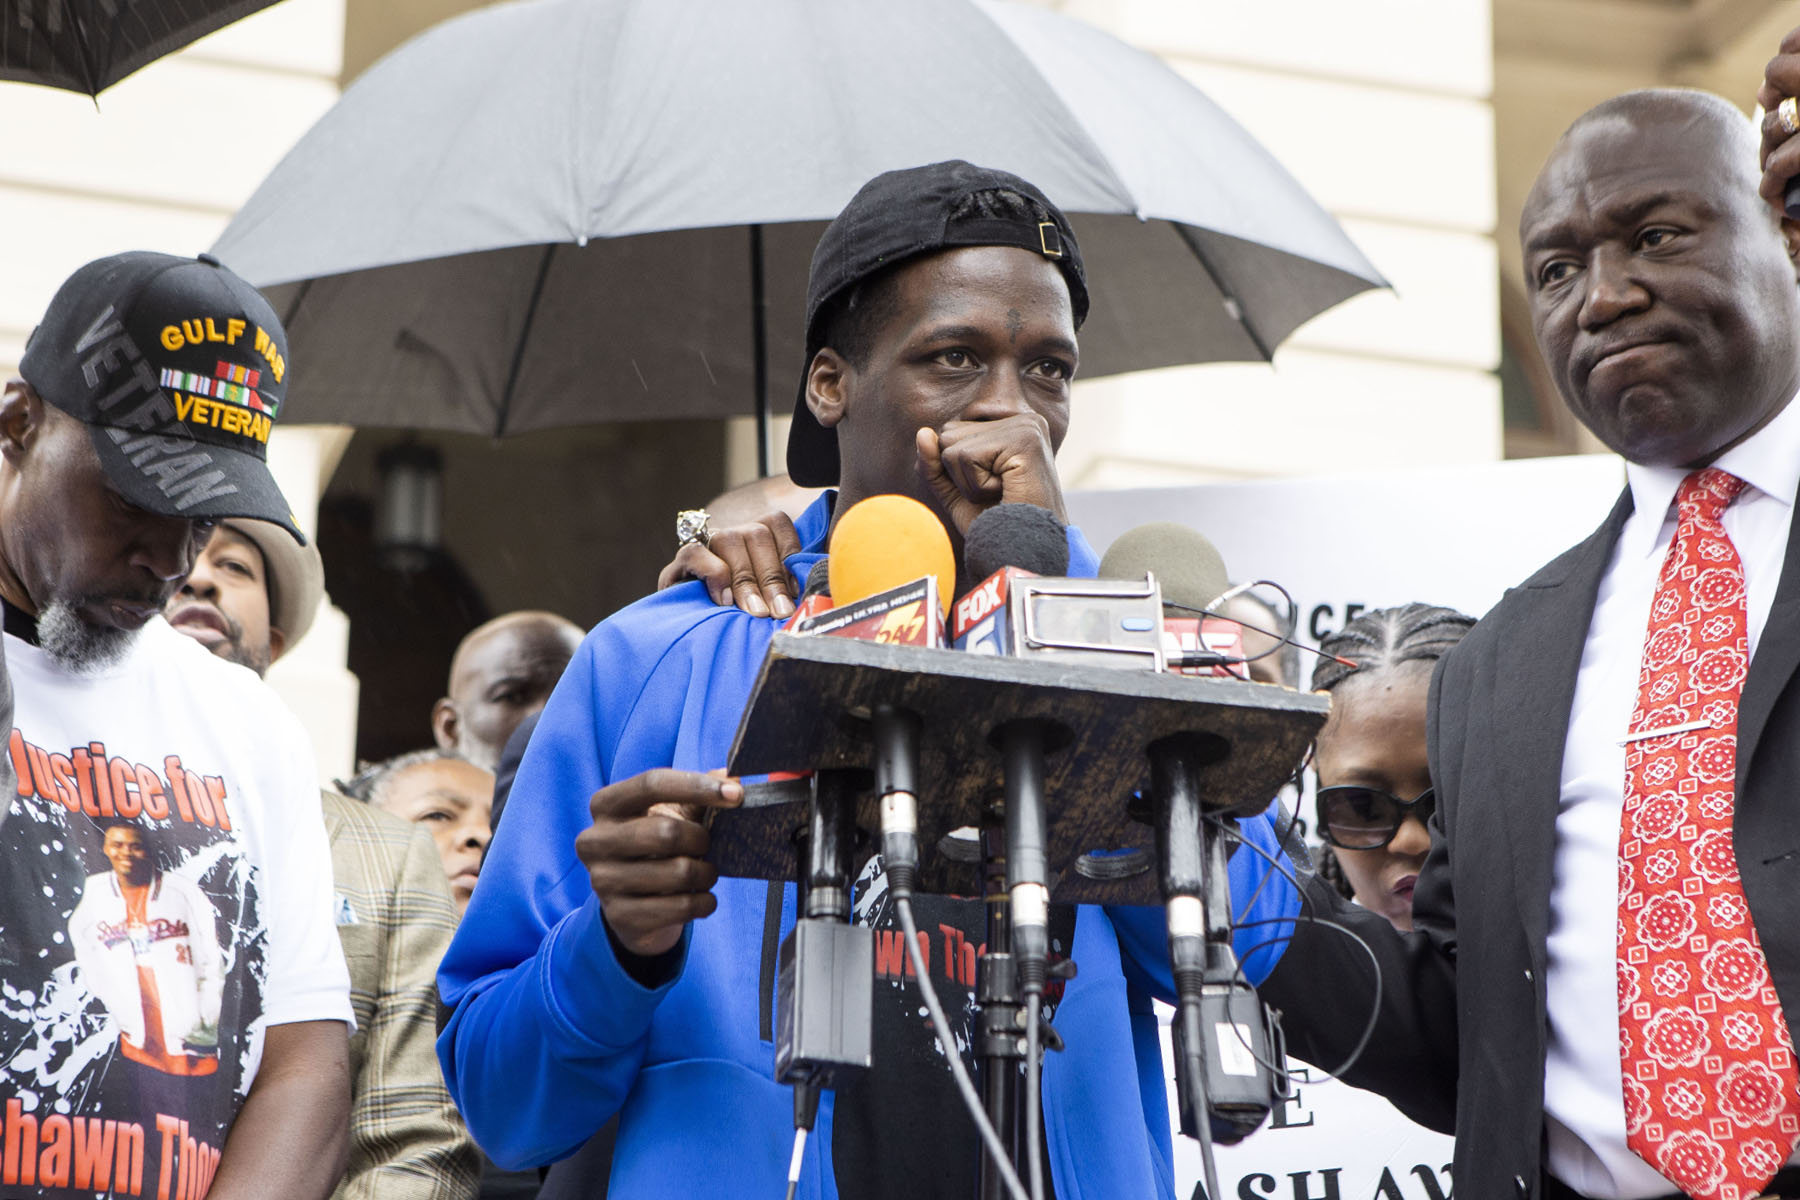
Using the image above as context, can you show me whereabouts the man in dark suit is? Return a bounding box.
[1259,88,1800,1200]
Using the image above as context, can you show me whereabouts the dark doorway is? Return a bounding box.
[319,419,727,764]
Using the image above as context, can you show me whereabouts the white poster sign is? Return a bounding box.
[1070,454,1630,1199]
[1162,1043,1456,1200]
[1068,453,1626,657]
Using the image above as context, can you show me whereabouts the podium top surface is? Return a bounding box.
[715,633,1328,904]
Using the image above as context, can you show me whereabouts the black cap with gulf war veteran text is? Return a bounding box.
[786,160,1089,488]
[18,251,304,543]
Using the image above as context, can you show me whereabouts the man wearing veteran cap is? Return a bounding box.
[0,252,353,1199]
[438,162,1296,1200]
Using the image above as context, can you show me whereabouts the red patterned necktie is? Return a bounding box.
[1618,468,1800,1199]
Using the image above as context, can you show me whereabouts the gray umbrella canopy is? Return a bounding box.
[212,0,1384,438]
[1,0,284,95]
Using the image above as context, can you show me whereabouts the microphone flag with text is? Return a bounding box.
[1096,522,1248,676]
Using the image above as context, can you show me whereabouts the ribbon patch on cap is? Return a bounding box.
[160,363,275,415]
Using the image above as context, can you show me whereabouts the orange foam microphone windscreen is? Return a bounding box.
[827,494,956,618]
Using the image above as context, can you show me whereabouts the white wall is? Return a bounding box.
[0,0,358,779]
[1047,0,1502,487]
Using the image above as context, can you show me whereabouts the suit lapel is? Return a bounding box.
[1734,497,1800,782]
[1498,490,1634,967]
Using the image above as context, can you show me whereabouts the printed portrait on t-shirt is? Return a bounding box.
[69,825,227,1078]
[0,728,267,1198]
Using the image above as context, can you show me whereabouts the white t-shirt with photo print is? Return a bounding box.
[0,615,351,1197]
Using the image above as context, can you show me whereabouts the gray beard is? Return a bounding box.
[37,600,140,676]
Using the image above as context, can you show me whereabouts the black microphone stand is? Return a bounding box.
[975,809,1021,1200]
[988,719,1063,1200]
[1150,732,1288,1200]
[1150,731,1228,1200]
[874,702,1034,1200]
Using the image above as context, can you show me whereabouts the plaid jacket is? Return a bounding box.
[323,791,480,1200]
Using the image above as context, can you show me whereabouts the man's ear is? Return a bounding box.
[431,697,460,754]
[1784,215,1800,272]
[805,349,851,431]
[267,626,288,664]
[0,381,41,467]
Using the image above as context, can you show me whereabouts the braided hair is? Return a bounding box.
[1309,603,1476,900]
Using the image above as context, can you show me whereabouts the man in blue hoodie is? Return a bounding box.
[436,161,1299,1200]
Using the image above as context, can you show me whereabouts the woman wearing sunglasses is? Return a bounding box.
[1309,603,1476,929]
[1204,603,1474,1196]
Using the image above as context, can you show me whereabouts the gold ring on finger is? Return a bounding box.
[1779,96,1800,136]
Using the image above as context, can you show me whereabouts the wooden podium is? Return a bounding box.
[711,632,1328,906]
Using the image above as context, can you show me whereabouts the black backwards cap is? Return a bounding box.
[19,251,303,543]
[787,160,1089,487]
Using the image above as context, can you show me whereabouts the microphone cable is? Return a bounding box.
[1166,580,1360,676]
[783,1077,820,1200]
[876,719,1031,1200]
[1210,815,1387,1084]
[893,891,1032,1200]
[1025,987,1046,1200]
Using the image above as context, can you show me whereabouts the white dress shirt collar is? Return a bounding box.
[1618,389,1800,562]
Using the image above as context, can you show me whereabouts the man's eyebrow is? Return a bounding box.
[916,322,1077,358]
[1523,220,1571,257]
[1524,191,1707,255]
[916,323,986,345]
[1603,190,1707,227]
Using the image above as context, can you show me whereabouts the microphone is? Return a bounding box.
[720,502,1327,1197]
[953,503,1068,654]
[821,497,1037,1200]
[789,494,952,646]
[1099,522,1288,1171]
[814,493,958,889]
[956,503,1071,1200]
[1096,521,1227,611]
[828,493,956,618]
[1098,523,1245,675]
[965,502,1069,580]
[958,505,1065,976]
[775,493,957,1198]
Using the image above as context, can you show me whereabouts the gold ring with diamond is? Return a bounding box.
[1779,96,1800,137]
[675,509,712,549]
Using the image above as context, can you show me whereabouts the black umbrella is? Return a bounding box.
[1,0,284,96]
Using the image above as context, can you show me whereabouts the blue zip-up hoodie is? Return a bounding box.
[437,495,1300,1199]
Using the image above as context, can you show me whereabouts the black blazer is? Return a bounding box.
[1261,487,1800,1200]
